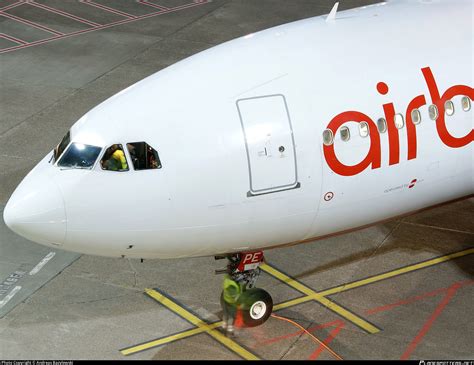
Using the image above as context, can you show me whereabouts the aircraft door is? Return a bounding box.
[237,94,299,196]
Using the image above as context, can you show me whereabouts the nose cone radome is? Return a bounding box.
[3,179,66,246]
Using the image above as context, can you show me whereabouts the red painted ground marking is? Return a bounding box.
[138,0,169,11]
[365,287,448,315]
[0,0,25,12]
[79,0,137,19]
[28,0,102,27]
[0,32,27,44]
[400,281,467,360]
[248,325,267,344]
[261,280,473,359]
[0,0,209,54]
[0,10,64,35]
[366,280,473,316]
[308,322,345,360]
[256,319,344,347]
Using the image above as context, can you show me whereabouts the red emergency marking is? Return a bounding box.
[237,251,264,272]
[408,179,417,189]
[324,67,474,177]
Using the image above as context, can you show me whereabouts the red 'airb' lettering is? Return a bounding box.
[405,94,427,161]
[421,67,474,148]
[324,111,381,177]
[383,100,400,166]
[324,67,473,177]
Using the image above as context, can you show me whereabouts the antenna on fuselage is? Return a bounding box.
[326,2,339,22]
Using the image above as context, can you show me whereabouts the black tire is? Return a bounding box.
[238,288,273,327]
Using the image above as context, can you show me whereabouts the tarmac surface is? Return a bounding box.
[0,0,473,360]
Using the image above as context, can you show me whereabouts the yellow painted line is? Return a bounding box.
[121,324,221,356]
[273,296,312,311]
[319,248,474,297]
[317,295,379,333]
[261,263,379,334]
[121,248,473,355]
[261,264,318,297]
[274,248,474,311]
[138,289,259,360]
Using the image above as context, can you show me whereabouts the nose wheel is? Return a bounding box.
[239,288,273,327]
[216,251,273,328]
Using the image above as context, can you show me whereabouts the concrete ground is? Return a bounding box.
[0,0,473,360]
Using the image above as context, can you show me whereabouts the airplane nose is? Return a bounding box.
[3,179,66,246]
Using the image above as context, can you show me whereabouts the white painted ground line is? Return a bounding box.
[29,252,56,276]
[0,286,22,309]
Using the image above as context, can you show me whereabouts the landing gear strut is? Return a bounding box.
[216,251,273,328]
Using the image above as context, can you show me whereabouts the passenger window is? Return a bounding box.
[461,96,471,112]
[411,109,422,125]
[101,144,129,171]
[377,118,387,133]
[340,126,350,142]
[359,122,369,137]
[394,113,404,129]
[429,104,439,120]
[127,142,162,170]
[444,100,455,116]
[58,143,102,169]
[322,129,334,146]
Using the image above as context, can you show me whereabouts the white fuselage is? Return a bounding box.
[4,0,473,259]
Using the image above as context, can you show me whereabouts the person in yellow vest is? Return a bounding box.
[103,144,128,171]
[221,274,243,337]
[112,145,128,170]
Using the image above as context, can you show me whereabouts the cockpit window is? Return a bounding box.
[101,144,129,171]
[53,131,71,163]
[127,142,162,170]
[58,143,102,169]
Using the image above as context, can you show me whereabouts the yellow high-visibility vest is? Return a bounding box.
[223,275,241,304]
[112,149,128,170]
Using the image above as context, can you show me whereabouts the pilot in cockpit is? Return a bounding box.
[102,144,128,171]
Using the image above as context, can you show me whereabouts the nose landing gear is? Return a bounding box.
[216,251,273,329]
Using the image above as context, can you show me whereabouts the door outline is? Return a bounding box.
[236,94,300,197]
